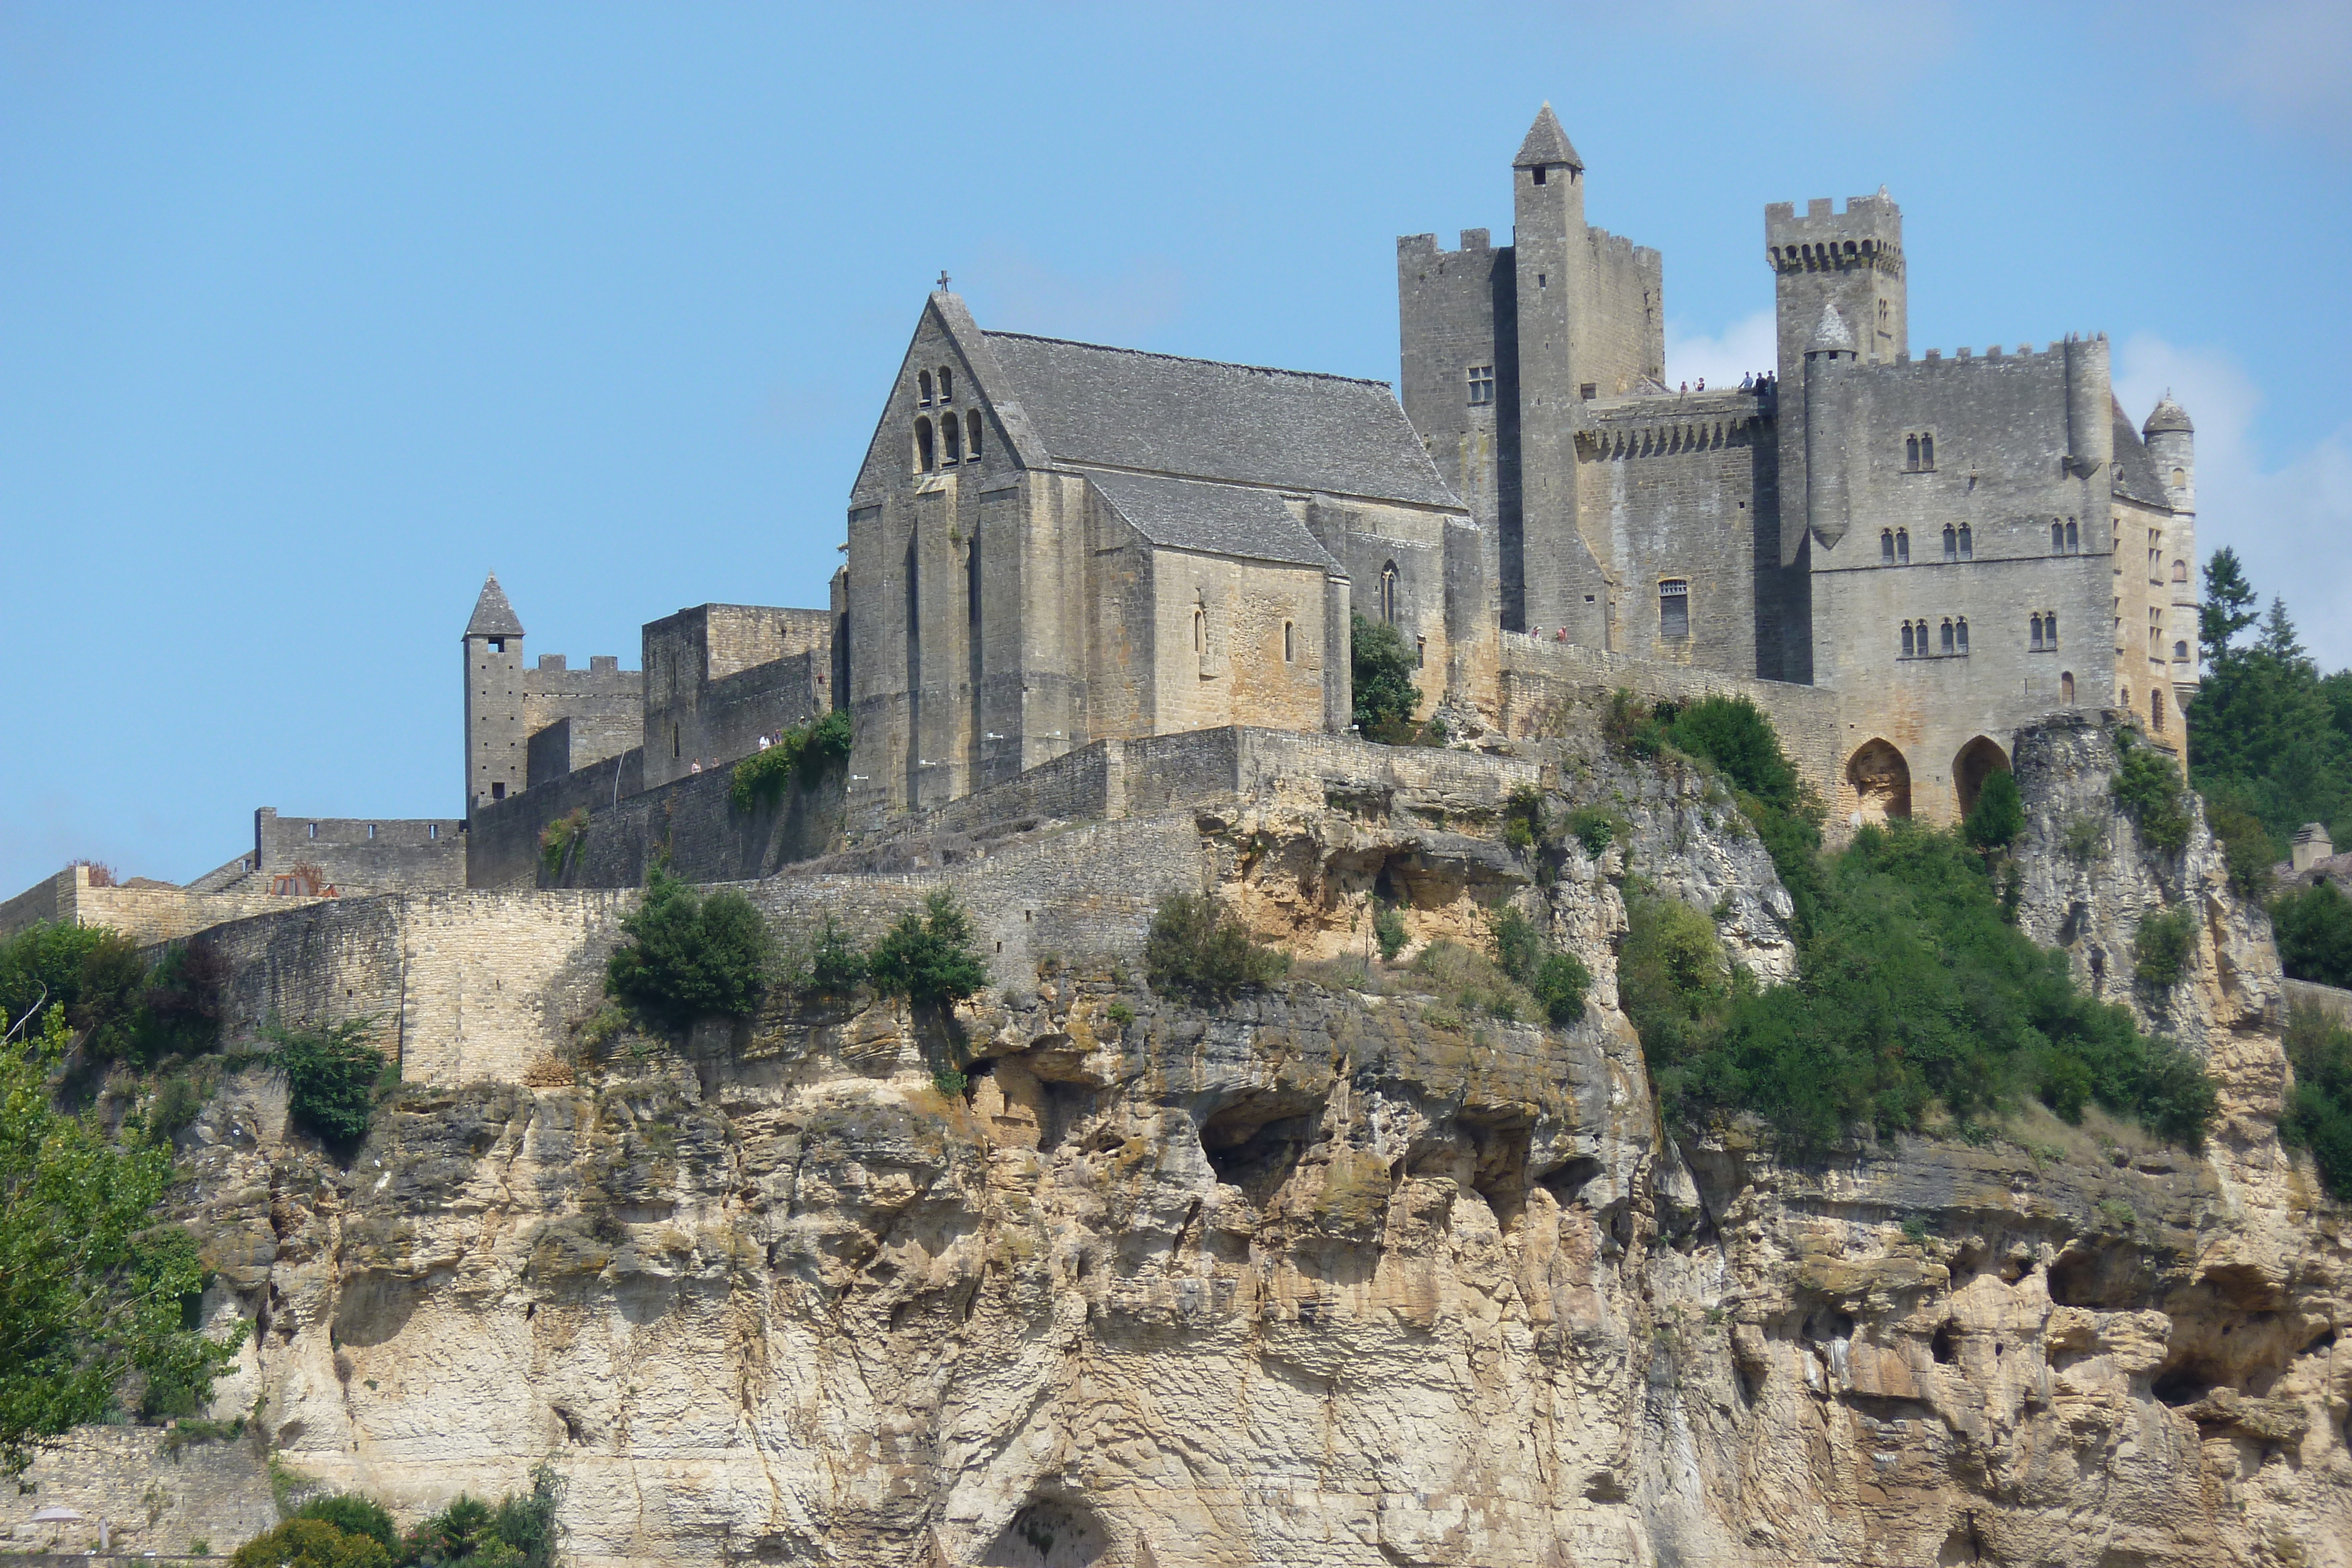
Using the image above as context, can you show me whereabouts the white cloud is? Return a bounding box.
[1642,1,1962,90]
[2113,332,2352,668]
[2176,0,2352,146]
[1665,309,1776,392]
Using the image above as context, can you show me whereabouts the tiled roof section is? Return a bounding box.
[979,332,1460,508]
[466,573,524,638]
[1514,103,1583,170]
[2110,400,2169,509]
[1088,472,1338,570]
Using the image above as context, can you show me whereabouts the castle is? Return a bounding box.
[446,102,2200,868]
[5,102,2203,928]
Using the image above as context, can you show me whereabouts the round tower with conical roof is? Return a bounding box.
[1802,302,1859,551]
[463,573,526,813]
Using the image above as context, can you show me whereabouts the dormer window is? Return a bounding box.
[918,370,933,407]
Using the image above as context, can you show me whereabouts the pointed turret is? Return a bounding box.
[1512,103,1583,171]
[1808,302,1856,355]
[2143,393,2193,436]
[466,572,524,639]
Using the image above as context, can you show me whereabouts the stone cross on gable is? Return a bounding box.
[937,270,951,290]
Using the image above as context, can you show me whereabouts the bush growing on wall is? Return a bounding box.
[730,709,855,811]
[1350,614,1421,743]
[867,890,990,1008]
[268,1019,389,1147]
[604,867,774,1028]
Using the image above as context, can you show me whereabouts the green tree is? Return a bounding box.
[1532,952,1592,1026]
[2273,880,2352,988]
[1963,769,2026,851]
[0,1007,246,1473]
[2282,1002,2352,1200]
[294,1496,398,1553]
[604,867,774,1028]
[800,914,870,998]
[1662,695,1799,811]
[2200,547,2259,662]
[1350,614,1421,740]
[232,1519,391,1568]
[867,890,990,1007]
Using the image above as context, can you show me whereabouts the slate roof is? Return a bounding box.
[1809,302,1856,352]
[466,573,524,638]
[1514,103,1583,170]
[978,331,1459,510]
[2144,394,2193,435]
[1087,472,1337,570]
[2110,400,2170,509]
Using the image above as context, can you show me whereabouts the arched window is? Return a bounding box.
[1906,435,1920,470]
[1943,524,1957,560]
[2030,614,2045,651]
[2173,640,2189,661]
[1902,622,1915,658]
[938,367,953,403]
[1958,524,1972,559]
[2045,612,2057,647]
[2152,690,2166,731]
[914,417,935,472]
[942,412,961,464]
[1956,617,1969,654]
[1379,561,1399,624]
[966,410,982,462]
[1881,529,1895,564]
[2171,559,2187,582]
[2052,520,2065,553]
[2172,467,2187,489]
[918,370,933,407]
[1659,579,1689,640]
[1939,618,1955,654]
[1896,529,1910,565]
[1920,434,1935,469]
[2061,671,2075,704]
[1283,621,1294,663]
[2065,519,2079,551]
[1193,604,1207,654]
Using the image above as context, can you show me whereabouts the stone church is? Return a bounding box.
[469,103,2201,850]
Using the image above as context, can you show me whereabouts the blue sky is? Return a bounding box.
[4,1,2348,891]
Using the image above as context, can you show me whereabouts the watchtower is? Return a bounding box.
[463,573,527,811]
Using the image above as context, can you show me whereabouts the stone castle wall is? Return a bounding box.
[253,808,465,893]
[0,865,330,947]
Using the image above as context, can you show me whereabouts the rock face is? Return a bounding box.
[14,717,2351,1568]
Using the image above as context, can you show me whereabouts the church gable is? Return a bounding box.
[848,290,1044,509]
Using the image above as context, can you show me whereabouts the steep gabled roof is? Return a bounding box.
[466,573,523,638]
[2110,399,2170,509]
[979,332,1458,509]
[1512,103,1583,171]
[1088,472,1337,571]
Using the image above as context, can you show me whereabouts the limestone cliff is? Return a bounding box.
[8,718,2348,1568]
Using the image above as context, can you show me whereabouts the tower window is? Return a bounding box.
[1958,524,1972,559]
[967,410,983,461]
[938,367,953,403]
[1579,382,1596,401]
[2171,559,2186,582]
[918,370,933,407]
[1940,618,1955,654]
[1906,436,1920,471]
[2030,614,2045,651]
[1416,635,1427,667]
[1920,434,1935,468]
[1468,365,1495,405]
[487,637,505,653]
[2152,690,2165,731]
[1902,622,1915,658]
[366,824,376,840]
[1283,621,1294,663]
[1943,525,1957,561]
[2066,519,2079,551]
[914,417,935,472]
[1380,561,1399,625]
[2172,467,2186,489]
[943,412,962,464]
[1193,604,1205,654]
[1956,617,1969,654]
[2062,671,2075,704]
[1532,167,1546,185]
[1896,529,1910,565]
[429,824,438,840]
[1881,529,1895,564]
[2174,640,2189,661]
[2046,612,2058,647]
[1659,580,1689,641]
[491,783,505,800]
[308,823,318,840]
[2052,521,2064,553]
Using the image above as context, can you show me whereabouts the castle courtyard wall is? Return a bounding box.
[0,864,332,945]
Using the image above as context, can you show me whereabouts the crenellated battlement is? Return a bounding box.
[1766,191,1905,278]
[1399,227,1503,260]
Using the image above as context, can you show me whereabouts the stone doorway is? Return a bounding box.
[1846,738,1912,824]
[1952,735,2010,820]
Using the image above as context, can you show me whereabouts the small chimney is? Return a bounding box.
[2292,823,2333,873]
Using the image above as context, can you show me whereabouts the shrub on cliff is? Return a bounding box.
[2271,879,2352,989]
[1963,770,2026,851]
[0,1005,246,1474]
[867,890,990,1008]
[392,1462,563,1568]
[268,1019,390,1148]
[2134,905,2197,990]
[1147,891,1288,999]
[232,1519,390,1568]
[2112,730,2193,856]
[1626,822,2216,1154]
[2282,1001,2352,1201]
[604,867,774,1028]
[295,1496,398,1554]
